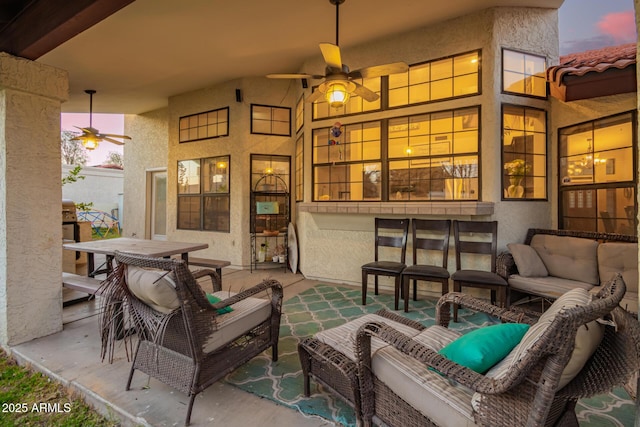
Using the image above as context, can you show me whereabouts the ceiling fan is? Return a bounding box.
[266,0,408,108]
[72,89,131,150]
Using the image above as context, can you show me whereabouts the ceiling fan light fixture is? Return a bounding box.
[82,137,99,150]
[325,81,352,108]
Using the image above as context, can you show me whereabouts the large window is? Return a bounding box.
[312,106,480,201]
[251,104,291,136]
[177,156,230,232]
[389,50,480,108]
[502,105,547,200]
[502,49,547,98]
[179,107,229,143]
[559,112,636,235]
[295,134,304,202]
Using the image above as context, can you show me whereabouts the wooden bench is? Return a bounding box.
[62,272,104,296]
[188,258,230,283]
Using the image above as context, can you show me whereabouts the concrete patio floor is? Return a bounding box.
[8,265,338,427]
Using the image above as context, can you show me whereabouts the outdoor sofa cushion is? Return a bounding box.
[373,325,476,427]
[529,235,599,285]
[507,275,595,300]
[507,243,548,277]
[203,290,271,353]
[126,266,180,314]
[482,288,604,388]
[314,313,424,360]
[597,242,638,295]
[438,323,530,373]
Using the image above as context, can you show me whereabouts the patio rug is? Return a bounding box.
[224,284,637,427]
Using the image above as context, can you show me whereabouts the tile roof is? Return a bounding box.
[546,43,637,101]
[547,43,636,84]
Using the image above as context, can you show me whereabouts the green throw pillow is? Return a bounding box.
[206,293,233,314]
[438,323,530,374]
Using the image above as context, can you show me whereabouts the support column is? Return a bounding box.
[0,52,68,346]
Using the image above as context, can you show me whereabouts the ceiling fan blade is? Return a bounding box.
[98,133,132,140]
[319,43,343,71]
[102,137,125,146]
[306,88,326,103]
[266,73,324,79]
[352,82,380,102]
[349,61,409,79]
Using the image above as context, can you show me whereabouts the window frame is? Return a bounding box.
[501,104,548,201]
[177,155,231,232]
[178,107,229,143]
[501,48,548,99]
[311,106,481,202]
[558,111,637,235]
[250,104,291,136]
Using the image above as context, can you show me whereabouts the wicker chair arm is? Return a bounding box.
[356,321,514,395]
[435,292,539,327]
[496,251,517,280]
[191,268,221,292]
[374,308,427,331]
[206,278,283,313]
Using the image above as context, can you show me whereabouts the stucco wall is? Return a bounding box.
[166,78,296,266]
[297,7,559,287]
[0,53,68,345]
[123,107,168,238]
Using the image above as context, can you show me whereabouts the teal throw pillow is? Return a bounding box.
[206,293,233,314]
[438,323,530,374]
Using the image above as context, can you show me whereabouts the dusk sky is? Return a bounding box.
[64,1,638,164]
[559,0,636,55]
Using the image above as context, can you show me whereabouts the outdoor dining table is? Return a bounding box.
[63,237,209,277]
[63,237,209,339]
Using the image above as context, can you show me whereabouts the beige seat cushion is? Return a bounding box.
[483,288,604,388]
[508,275,595,300]
[530,235,599,285]
[373,326,476,427]
[508,243,548,277]
[203,290,271,353]
[314,313,423,361]
[126,266,180,314]
[597,242,638,295]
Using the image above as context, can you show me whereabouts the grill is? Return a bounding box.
[62,199,80,259]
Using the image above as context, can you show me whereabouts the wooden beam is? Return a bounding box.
[0,0,135,60]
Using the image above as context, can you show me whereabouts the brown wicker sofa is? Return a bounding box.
[497,228,638,312]
[355,274,639,427]
[99,252,283,426]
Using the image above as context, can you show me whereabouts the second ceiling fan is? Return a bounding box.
[72,90,131,150]
[267,0,408,108]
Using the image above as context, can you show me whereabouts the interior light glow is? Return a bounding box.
[325,82,351,108]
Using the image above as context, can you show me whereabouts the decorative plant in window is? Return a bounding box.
[504,158,530,198]
[504,158,530,177]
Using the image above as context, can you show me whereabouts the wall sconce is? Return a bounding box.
[82,137,99,150]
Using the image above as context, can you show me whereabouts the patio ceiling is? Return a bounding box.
[3,0,563,115]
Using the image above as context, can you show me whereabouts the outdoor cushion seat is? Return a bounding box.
[361,261,406,275]
[355,274,639,427]
[203,290,271,353]
[451,270,508,286]
[507,274,594,299]
[402,264,450,279]
[99,252,283,426]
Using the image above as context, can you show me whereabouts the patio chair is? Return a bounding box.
[451,220,508,321]
[361,218,410,310]
[400,219,451,312]
[355,273,639,427]
[98,252,283,426]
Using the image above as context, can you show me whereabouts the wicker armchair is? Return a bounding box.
[98,252,283,426]
[355,273,639,427]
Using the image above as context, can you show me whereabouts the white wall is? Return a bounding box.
[62,164,123,216]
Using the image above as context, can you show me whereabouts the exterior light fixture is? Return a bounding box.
[325,81,350,108]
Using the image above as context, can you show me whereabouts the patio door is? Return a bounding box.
[149,170,167,240]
